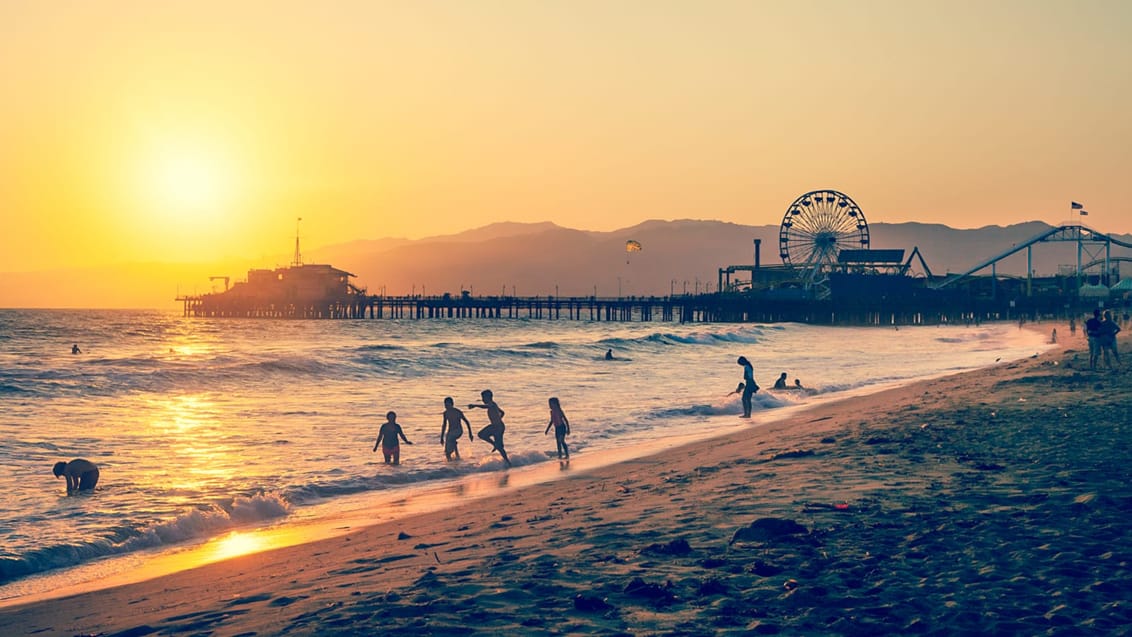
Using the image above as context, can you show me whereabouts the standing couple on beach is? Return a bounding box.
[1085,309,1122,370]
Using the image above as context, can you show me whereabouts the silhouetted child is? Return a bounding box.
[373,411,412,465]
[544,396,570,459]
[468,389,511,467]
[441,397,472,461]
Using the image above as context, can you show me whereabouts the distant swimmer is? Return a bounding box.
[71,344,82,354]
[53,458,99,492]
[794,378,805,390]
[605,349,614,360]
[469,389,512,467]
[773,372,788,390]
[373,411,413,465]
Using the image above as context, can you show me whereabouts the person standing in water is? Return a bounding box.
[373,411,412,465]
[544,396,571,459]
[736,356,758,418]
[469,389,511,467]
[440,397,472,461]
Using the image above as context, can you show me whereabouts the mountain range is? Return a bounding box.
[3,220,1131,309]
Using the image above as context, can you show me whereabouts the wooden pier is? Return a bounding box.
[176,290,1074,326]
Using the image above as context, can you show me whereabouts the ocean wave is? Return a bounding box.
[0,492,291,585]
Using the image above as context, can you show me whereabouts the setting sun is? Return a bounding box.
[141,138,236,221]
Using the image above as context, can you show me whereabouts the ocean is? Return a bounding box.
[0,309,1051,601]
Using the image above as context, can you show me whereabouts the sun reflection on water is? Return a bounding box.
[138,393,238,494]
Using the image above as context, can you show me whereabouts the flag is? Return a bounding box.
[1071,202,1083,210]
[1080,210,1089,216]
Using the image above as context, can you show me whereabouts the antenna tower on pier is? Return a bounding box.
[292,217,303,267]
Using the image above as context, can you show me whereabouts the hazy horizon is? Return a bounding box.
[3,1,1130,276]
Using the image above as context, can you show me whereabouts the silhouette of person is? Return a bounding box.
[773,372,788,390]
[373,411,412,465]
[1085,309,1103,370]
[605,349,614,360]
[441,397,472,461]
[71,344,82,354]
[53,458,99,492]
[794,378,805,390]
[544,396,571,459]
[1099,310,1122,369]
[736,356,758,418]
[469,390,512,467]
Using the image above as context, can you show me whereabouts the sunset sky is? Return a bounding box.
[2,0,1130,274]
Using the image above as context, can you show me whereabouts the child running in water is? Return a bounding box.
[373,411,413,465]
[468,389,512,467]
[544,396,570,459]
[440,397,472,461]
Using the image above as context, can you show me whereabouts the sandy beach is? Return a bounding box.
[2,335,1130,636]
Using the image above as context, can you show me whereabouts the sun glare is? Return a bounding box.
[141,138,236,221]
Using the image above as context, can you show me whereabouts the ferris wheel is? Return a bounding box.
[778,189,870,296]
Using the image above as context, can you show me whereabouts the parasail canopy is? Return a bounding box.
[625,240,642,252]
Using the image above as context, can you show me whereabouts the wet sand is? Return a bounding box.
[2,337,1130,636]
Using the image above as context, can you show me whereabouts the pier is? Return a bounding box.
[176,289,1083,326]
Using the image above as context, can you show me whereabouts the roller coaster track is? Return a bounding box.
[932,224,1132,289]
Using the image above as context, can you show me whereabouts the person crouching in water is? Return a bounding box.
[53,458,99,492]
[544,396,571,459]
[373,411,413,465]
[469,389,512,467]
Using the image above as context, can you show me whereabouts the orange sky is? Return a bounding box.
[2,0,1130,276]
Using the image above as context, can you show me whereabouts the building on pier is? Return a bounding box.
[178,263,371,318]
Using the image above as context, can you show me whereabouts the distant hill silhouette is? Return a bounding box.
[305,219,1132,299]
[4,220,1130,308]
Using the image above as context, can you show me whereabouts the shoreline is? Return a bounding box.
[0,346,1044,608]
[3,338,1128,635]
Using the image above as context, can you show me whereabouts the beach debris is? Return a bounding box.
[640,537,692,556]
[783,578,799,590]
[397,531,412,540]
[624,577,677,604]
[730,517,808,545]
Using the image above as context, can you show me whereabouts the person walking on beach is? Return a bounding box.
[52,458,99,492]
[1099,310,1122,369]
[441,397,472,461]
[544,396,571,459]
[373,411,413,465]
[469,389,512,467]
[736,356,758,418]
[1085,309,1103,370]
